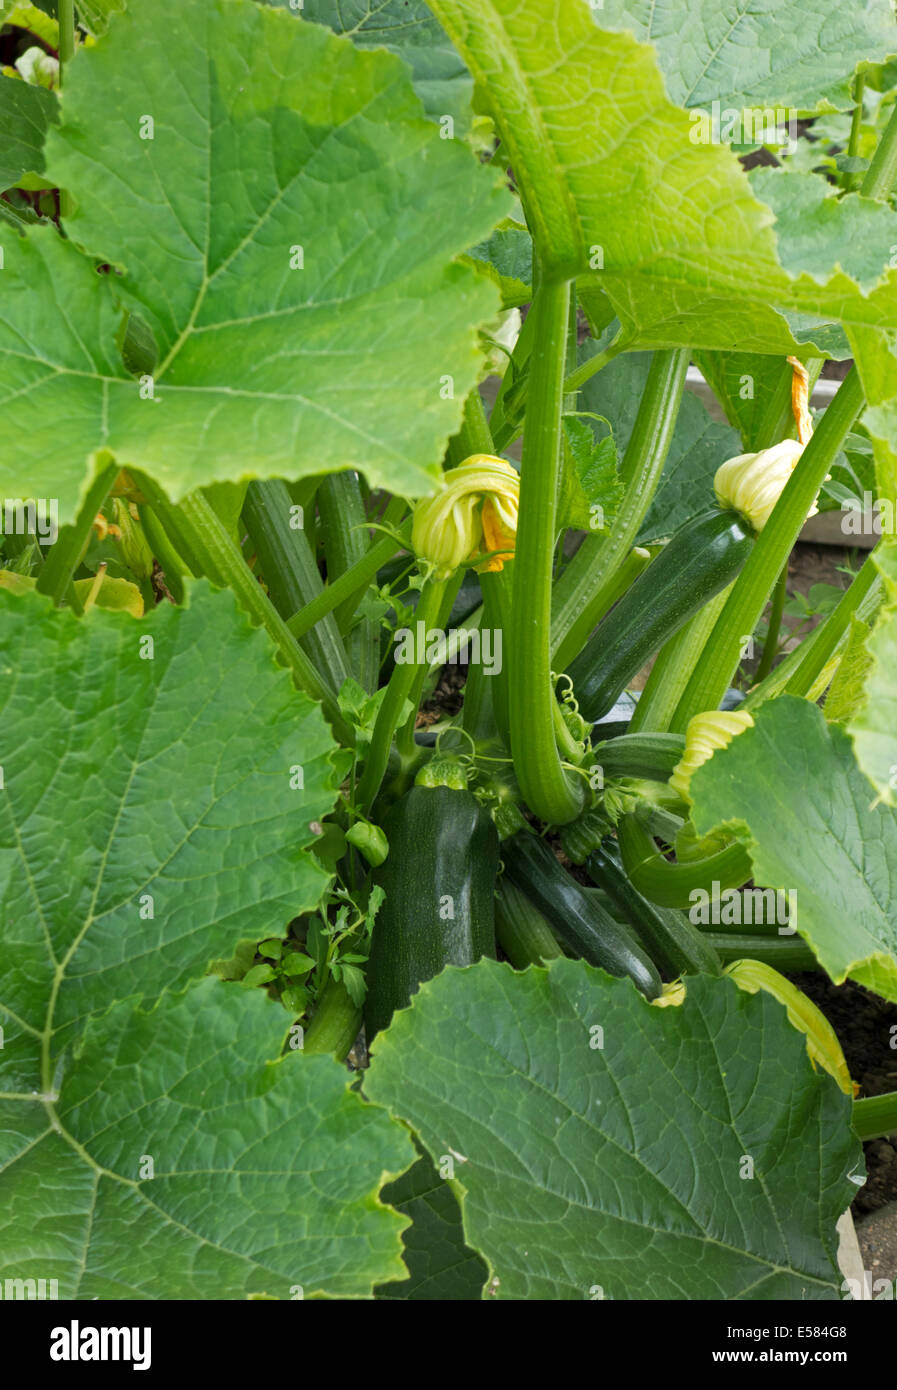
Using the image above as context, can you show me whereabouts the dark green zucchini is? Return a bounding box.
[494,878,564,968]
[590,731,686,782]
[585,842,721,977]
[502,830,662,999]
[364,785,499,1040]
[567,509,754,722]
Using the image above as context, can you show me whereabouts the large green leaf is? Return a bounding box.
[0,583,415,1295]
[427,0,897,354]
[0,981,413,1298]
[691,696,897,1000]
[366,958,858,1300]
[597,0,897,113]
[0,0,508,524]
[0,582,338,1044]
[0,74,56,191]
[267,0,474,130]
[577,349,742,540]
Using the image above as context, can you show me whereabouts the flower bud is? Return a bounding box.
[112,499,155,581]
[714,439,816,532]
[412,454,519,578]
[669,709,754,804]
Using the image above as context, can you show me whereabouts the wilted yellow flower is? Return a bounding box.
[669,708,754,804]
[412,454,519,578]
[726,960,857,1096]
[651,979,687,1008]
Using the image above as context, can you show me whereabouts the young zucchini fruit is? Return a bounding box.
[502,830,662,999]
[364,781,499,1041]
[566,508,754,722]
[494,878,564,968]
[584,842,722,977]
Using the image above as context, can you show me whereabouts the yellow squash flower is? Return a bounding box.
[726,960,857,1096]
[412,454,519,578]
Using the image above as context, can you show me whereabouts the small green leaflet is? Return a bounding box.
[559,415,621,534]
[366,958,858,1300]
[0,74,56,190]
[467,218,533,309]
[72,0,126,36]
[0,0,508,524]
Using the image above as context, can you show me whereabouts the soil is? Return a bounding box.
[792,972,897,1219]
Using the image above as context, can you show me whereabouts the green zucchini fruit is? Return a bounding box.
[364,785,499,1040]
[590,731,686,782]
[585,842,721,977]
[567,509,754,722]
[502,830,662,999]
[494,878,564,968]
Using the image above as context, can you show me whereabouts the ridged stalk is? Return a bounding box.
[550,349,689,662]
[508,276,584,824]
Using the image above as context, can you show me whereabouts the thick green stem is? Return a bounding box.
[752,563,788,685]
[561,336,626,398]
[703,935,818,970]
[287,527,407,641]
[355,575,449,812]
[617,814,751,909]
[141,505,188,602]
[301,977,360,1060]
[550,349,689,660]
[845,74,867,192]
[508,276,584,825]
[861,94,897,199]
[465,569,510,745]
[242,480,349,697]
[58,0,76,66]
[631,587,731,734]
[35,458,118,610]
[553,543,651,672]
[448,385,495,463]
[744,551,882,709]
[852,1091,897,1141]
[56,0,76,221]
[395,570,463,759]
[317,472,378,691]
[136,476,352,744]
[675,370,865,725]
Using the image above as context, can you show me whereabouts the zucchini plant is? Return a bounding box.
[3,0,897,1303]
